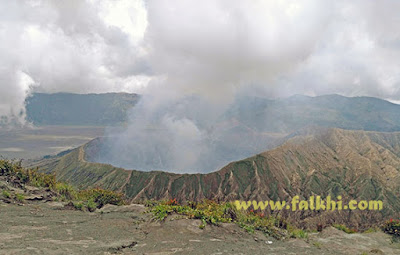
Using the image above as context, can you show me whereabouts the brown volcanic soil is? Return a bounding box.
[1,201,400,255]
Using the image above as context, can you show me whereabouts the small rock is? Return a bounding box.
[210,238,222,242]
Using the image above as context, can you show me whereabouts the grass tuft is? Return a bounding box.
[290,229,308,239]
[333,224,357,234]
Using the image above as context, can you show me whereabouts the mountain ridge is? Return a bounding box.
[30,127,400,228]
[24,92,400,132]
[225,93,400,133]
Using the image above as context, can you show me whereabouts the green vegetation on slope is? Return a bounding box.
[146,199,400,241]
[0,159,125,211]
[146,199,302,240]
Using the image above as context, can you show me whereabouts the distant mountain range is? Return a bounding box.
[225,94,400,133]
[31,127,400,229]
[26,93,400,132]
[25,92,139,126]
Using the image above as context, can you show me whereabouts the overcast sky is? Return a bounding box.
[1,0,400,123]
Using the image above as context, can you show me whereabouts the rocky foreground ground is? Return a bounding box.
[0,200,399,255]
[0,174,399,255]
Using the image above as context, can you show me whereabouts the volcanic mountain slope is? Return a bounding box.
[32,128,400,227]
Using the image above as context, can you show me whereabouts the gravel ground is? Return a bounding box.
[0,201,399,255]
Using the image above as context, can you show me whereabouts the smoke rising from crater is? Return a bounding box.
[98,0,333,173]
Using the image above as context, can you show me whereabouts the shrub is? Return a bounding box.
[236,210,289,239]
[15,193,25,203]
[146,199,298,240]
[86,199,97,212]
[144,200,158,207]
[364,227,379,233]
[383,219,400,237]
[26,169,56,189]
[149,199,233,225]
[0,160,56,189]
[291,229,308,239]
[0,160,17,176]
[151,204,174,221]
[78,188,125,209]
[73,201,84,211]
[2,190,11,199]
[55,182,77,201]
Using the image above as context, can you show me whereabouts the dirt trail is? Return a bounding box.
[0,201,399,255]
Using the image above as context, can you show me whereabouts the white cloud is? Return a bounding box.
[143,0,332,103]
[271,0,400,99]
[0,0,149,125]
